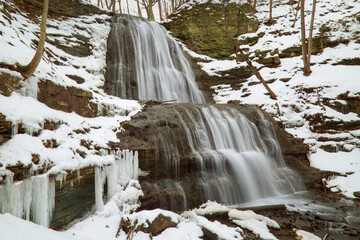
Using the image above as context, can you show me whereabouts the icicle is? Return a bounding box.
[11,122,19,136]
[0,174,55,227]
[31,174,54,227]
[95,166,104,211]
[21,77,39,99]
[55,171,68,189]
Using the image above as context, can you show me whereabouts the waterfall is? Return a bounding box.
[138,104,305,211]
[105,16,205,103]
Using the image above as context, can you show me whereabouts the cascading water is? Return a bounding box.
[122,104,305,211]
[105,15,205,103]
[104,16,305,211]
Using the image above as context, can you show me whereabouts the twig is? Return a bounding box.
[115,218,123,238]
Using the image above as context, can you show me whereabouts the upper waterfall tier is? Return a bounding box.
[105,16,205,103]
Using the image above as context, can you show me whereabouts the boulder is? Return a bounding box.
[136,214,177,236]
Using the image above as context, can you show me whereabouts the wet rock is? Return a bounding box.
[354,191,360,198]
[136,214,177,236]
[50,167,96,229]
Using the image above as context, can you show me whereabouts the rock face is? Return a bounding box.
[50,167,95,229]
[0,114,12,146]
[21,0,103,18]
[116,103,306,211]
[37,80,98,118]
[0,71,22,97]
[163,2,258,59]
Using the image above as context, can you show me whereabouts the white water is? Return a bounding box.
[107,16,205,103]
[150,105,305,208]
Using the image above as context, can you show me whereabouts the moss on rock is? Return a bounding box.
[163,2,258,59]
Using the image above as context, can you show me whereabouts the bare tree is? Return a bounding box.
[300,0,317,76]
[20,0,49,78]
[142,0,155,20]
[306,0,317,73]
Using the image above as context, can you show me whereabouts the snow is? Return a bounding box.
[295,229,322,240]
[183,211,243,240]
[229,209,280,229]
[129,209,181,227]
[193,200,230,215]
[310,148,360,198]
[233,219,277,240]
[0,213,69,240]
[310,148,360,175]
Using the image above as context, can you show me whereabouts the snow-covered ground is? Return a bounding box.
[0,200,322,240]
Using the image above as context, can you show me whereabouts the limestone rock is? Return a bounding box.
[0,71,22,97]
[163,2,258,59]
[37,80,98,118]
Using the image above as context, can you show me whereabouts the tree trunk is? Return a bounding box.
[269,0,273,22]
[118,0,122,14]
[105,0,112,9]
[111,0,116,12]
[137,0,143,17]
[305,0,316,76]
[158,0,163,21]
[223,0,229,34]
[238,48,277,100]
[148,0,155,20]
[300,0,309,76]
[164,0,169,19]
[126,0,130,14]
[20,0,49,78]
[171,0,175,13]
[291,0,301,27]
[253,0,257,12]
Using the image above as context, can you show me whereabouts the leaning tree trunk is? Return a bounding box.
[20,0,49,78]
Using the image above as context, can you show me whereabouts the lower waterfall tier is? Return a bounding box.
[116,103,306,211]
